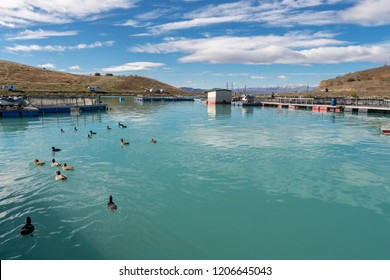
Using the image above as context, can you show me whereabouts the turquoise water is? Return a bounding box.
[1,98,390,260]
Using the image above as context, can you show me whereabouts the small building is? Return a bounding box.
[2,84,17,91]
[207,89,232,104]
[87,86,100,92]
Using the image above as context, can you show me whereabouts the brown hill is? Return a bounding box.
[0,60,188,96]
[317,66,390,97]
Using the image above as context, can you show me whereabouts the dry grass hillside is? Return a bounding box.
[0,60,188,96]
[317,66,390,97]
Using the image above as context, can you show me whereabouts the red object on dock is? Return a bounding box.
[320,107,328,112]
[381,128,390,135]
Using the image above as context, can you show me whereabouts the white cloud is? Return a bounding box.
[132,32,345,53]
[37,63,55,69]
[339,0,390,26]
[147,0,342,34]
[0,0,137,27]
[299,45,388,63]
[278,75,288,79]
[144,0,390,35]
[116,19,140,27]
[131,32,390,65]
[281,0,323,8]
[228,73,249,77]
[151,15,246,33]
[5,29,78,41]
[102,62,165,72]
[5,41,114,52]
[0,21,16,28]
[251,75,267,80]
[69,65,81,70]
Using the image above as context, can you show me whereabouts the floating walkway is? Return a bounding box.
[0,107,39,117]
[261,101,342,112]
[261,97,390,114]
[36,104,107,114]
[1,104,107,117]
[1,96,107,117]
[134,96,195,102]
[232,101,262,107]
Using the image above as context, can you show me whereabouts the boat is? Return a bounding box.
[232,94,261,107]
[0,96,29,107]
[194,98,206,103]
[242,94,255,103]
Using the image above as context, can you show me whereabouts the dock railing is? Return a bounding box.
[277,97,315,104]
[27,96,99,107]
[257,96,390,108]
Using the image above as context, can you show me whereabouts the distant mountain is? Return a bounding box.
[0,60,188,96]
[235,85,316,94]
[180,85,316,94]
[318,66,390,96]
[179,87,208,94]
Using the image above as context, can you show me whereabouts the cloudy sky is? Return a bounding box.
[1,0,390,89]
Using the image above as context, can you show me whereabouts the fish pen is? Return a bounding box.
[26,96,106,114]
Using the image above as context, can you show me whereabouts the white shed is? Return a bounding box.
[207,89,232,104]
[2,84,17,91]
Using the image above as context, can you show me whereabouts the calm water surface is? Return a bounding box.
[1,98,390,260]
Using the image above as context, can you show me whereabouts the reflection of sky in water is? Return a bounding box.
[183,107,390,214]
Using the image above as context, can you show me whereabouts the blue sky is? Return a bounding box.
[1,0,390,90]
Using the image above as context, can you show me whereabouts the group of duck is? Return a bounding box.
[20,123,142,236]
[33,146,73,181]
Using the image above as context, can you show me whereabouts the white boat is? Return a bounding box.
[0,96,29,107]
[242,94,255,103]
[194,98,206,103]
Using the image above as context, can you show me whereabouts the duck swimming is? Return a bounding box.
[107,195,117,211]
[118,122,127,128]
[120,138,129,145]
[34,159,45,165]
[107,126,112,130]
[20,216,34,236]
[55,170,67,180]
[52,146,61,152]
[51,158,61,167]
[62,163,74,170]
